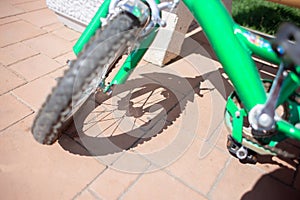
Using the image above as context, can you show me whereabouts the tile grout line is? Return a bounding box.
[162,167,208,198]
[0,82,28,97]
[125,150,207,197]
[11,0,42,6]
[117,163,152,200]
[15,7,48,14]
[0,112,34,134]
[0,18,22,26]
[0,61,66,98]
[86,188,104,200]
[206,157,232,199]
[14,64,66,83]
[10,91,36,111]
[72,166,109,200]
[3,52,41,69]
[41,23,65,32]
[40,21,66,30]
[0,32,49,49]
[52,51,76,61]
[0,12,26,20]
[6,54,40,81]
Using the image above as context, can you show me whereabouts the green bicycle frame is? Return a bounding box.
[73,0,300,141]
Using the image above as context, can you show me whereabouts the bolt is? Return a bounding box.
[235,111,240,118]
[258,113,273,128]
[236,146,248,160]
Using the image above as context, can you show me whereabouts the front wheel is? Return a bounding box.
[32,13,141,144]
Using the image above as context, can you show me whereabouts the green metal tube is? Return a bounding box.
[73,0,111,55]
[109,27,159,87]
[183,0,266,111]
[234,26,280,64]
[278,72,300,106]
[103,0,160,91]
[277,120,300,140]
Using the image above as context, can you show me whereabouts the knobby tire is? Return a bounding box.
[32,13,140,144]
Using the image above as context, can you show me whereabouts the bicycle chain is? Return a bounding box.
[242,132,297,159]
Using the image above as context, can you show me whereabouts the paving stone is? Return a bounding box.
[0,116,106,200]
[23,33,73,58]
[122,170,207,200]
[131,120,181,155]
[0,43,38,66]
[3,1,297,199]
[18,8,58,28]
[12,75,57,111]
[167,138,229,195]
[0,20,46,47]
[53,26,81,41]
[54,51,76,66]
[109,151,152,173]
[14,0,47,12]
[215,125,232,152]
[89,168,139,199]
[9,0,34,4]
[0,16,20,26]
[0,65,26,95]
[42,22,65,32]
[210,159,264,200]
[130,97,204,170]
[0,93,32,131]
[75,189,98,200]
[0,1,24,18]
[9,54,62,81]
[47,65,68,80]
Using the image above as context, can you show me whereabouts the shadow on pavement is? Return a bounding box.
[58,71,226,156]
[242,167,300,200]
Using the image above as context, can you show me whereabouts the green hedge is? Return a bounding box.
[232,0,300,34]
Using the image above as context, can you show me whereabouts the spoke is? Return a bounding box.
[110,115,126,137]
[92,107,119,114]
[102,102,119,106]
[131,118,138,130]
[83,111,113,126]
[96,114,126,137]
[133,89,162,105]
[130,90,155,110]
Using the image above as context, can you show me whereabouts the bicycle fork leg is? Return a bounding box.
[104,27,159,93]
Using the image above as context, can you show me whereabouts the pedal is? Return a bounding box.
[227,136,257,164]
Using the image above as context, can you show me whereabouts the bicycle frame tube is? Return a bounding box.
[183,0,300,141]
[183,0,266,111]
[234,25,280,64]
[234,23,300,141]
[233,25,300,106]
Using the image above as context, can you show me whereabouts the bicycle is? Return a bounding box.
[32,0,300,163]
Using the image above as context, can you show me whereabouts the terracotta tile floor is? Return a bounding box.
[0,0,300,199]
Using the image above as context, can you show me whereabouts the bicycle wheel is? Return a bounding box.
[32,13,141,144]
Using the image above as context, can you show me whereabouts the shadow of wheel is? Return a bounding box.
[61,72,199,159]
